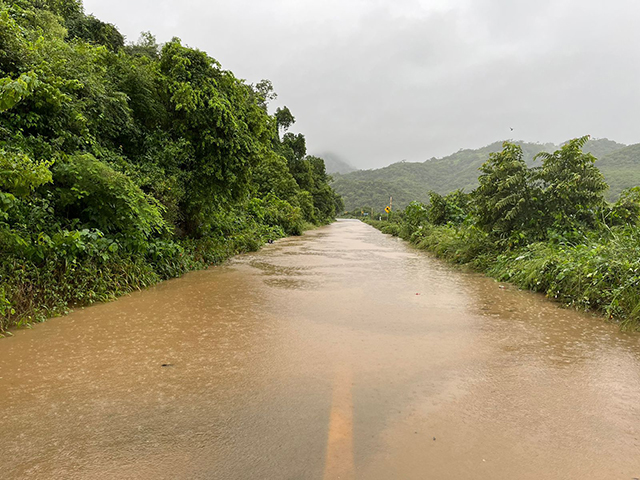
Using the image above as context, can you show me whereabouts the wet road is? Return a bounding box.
[1,220,639,479]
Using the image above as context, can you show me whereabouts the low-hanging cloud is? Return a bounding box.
[84,0,640,168]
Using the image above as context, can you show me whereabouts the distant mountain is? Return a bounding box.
[319,152,357,174]
[332,138,636,211]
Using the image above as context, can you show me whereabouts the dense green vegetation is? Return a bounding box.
[0,0,342,332]
[367,138,640,330]
[333,138,637,212]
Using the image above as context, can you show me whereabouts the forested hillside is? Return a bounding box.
[334,139,634,211]
[597,144,640,199]
[0,0,342,331]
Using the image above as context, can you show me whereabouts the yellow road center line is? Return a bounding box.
[323,367,354,480]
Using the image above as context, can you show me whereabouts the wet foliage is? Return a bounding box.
[0,0,342,331]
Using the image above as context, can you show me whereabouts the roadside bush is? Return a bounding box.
[248,193,304,236]
[53,154,167,240]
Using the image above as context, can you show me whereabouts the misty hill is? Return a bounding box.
[319,152,357,174]
[582,138,627,158]
[332,138,632,211]
[597,143,640,199]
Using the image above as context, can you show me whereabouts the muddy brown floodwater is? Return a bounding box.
[1,220,640,479]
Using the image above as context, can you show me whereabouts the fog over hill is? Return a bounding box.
[332,138,635,211]
[318,152,357,175]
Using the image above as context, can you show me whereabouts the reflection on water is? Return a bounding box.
[0,219,638,480]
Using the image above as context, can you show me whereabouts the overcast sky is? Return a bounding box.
[84,0,640,169]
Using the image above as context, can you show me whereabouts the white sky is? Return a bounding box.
[84,0,640,168]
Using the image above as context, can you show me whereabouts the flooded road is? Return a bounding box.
[1,219,639,479]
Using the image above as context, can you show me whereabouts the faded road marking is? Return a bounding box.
[323,367,354,480]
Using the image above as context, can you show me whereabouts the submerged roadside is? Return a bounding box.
[366,219,640,331]
[0,220,320,335]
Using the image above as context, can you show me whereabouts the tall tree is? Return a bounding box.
[536,135,607,232]
[474,142,536,240]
